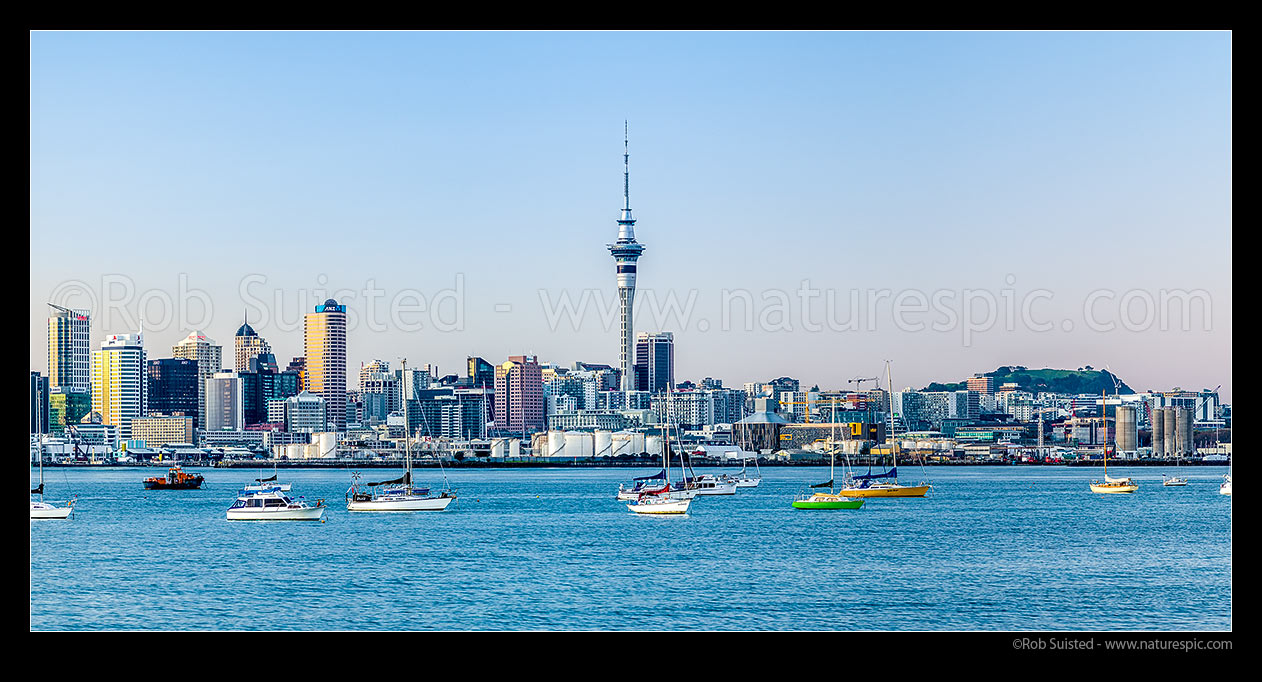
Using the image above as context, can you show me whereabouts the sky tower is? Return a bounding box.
[608,122,645,391]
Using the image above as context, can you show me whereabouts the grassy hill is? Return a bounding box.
[922,366,1132,395]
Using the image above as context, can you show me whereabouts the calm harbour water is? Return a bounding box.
[30,465,1231,631]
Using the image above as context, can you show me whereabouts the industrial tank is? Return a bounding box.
[509,439,521,458]
[546,429,566,457]
[1174,408,1193,456]
[611,432,634,457]
[1162,408,1177,457]
[317,432,338,458]
[1151,406,1166,457]
[1115,405,1138,453]
[632,432,646,454]
[594,430,613,457]
[565,431,593,458]
[490,439,507,458]
[646,435,663,456]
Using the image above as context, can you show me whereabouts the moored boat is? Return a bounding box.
[227,486,325,521]
[143,466,205,490]
[1220,474,1231,496]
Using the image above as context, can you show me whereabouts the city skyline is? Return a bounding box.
[30,31,1232,400]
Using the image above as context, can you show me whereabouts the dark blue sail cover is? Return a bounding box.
[853,467,896,481]
[809,479,834,489]
[634,470,666,481]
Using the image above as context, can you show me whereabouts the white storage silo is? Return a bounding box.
[318,432,338,458]
[632,432,646,454]
[286,443,304,460]
[509,439,521,458]
[565,431,592,458]
[611,432,633,457]
[646,435,663,456]
[490,439,507,458]
[546,429,566,457]
[594,430,613,457]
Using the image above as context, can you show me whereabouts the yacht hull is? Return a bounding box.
[792,496,864,510]
[839,484,931,498]
[347,496,455,512]
[627,499,691,514]
[30,503,73,519]
[226,507,325,521]
[1089,483,1139,494]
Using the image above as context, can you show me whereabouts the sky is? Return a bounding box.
[29,31,1232,400]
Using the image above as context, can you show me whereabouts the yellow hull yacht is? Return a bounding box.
[838,481,932,498]
[1089,476,1139,494]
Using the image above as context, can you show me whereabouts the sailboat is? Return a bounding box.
[347,359,456,512]
[792,421,864,510]
[1162,448,1189,487]
[838,361,931,498]
[1220,473,1231,496]
[627,386,692,515]
[31,386,74,520]
[730,454,762,488]
[1090,391,1138,494]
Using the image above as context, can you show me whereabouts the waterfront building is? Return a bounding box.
[130,415,196,447]
[171,330,223,430]
[494,355,544,435]
[48,390,92,435]
[634,331,674,394]
[304,299,348,431]
[47,304,91,395]
[284,391,328,434]
[90,331,147,439]
[146,358,200,425]
[234,316,272,372]
[205,371,244,432]
[546,410,630,431]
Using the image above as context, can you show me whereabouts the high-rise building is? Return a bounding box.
[234,315,272,372]
[286,356,306,392]
[47,304,91,394]
[467,356,495,389]
[284,391,327,434]
[205,371,244,432]
[494,355,544,434]
[31,372,50,434]
[304,299,348,431]
[607,123,646,391]
[90,332,147,439]
[966,375,995,395]
[172,330,222,430]
[147,358,200,423]
[634,331,674,394]
[48,391,91,435]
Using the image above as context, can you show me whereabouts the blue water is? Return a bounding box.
[30,466,1231,630]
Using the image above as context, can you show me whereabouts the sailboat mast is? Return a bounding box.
[402,358,412,481]
[1102,389,1107,476]
[887,360,897,472]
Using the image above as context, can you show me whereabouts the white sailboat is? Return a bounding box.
[347,359,456,512]
[628,387,692,515]
[1220,473,1231,496]
[31,386,74,520]
[730,454,762,488]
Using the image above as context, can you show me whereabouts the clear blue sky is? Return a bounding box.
[30,31,1232,399]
